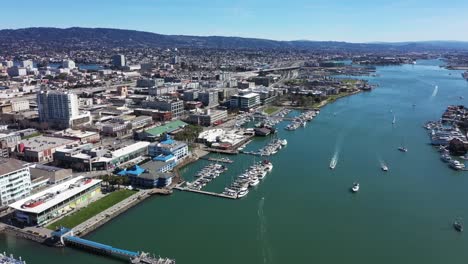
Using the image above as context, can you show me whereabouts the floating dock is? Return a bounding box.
[174,186,237,200]
[203,157,234,164]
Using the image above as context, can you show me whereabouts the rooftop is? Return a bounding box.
[111,141,150,158]
[0,158,30,176]
[144,120,188,137]
[9,176,102,214]
[21,136,77,152]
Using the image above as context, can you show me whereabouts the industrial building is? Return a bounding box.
[9,176,102,226]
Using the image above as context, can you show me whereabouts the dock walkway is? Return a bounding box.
[174,186,237,200]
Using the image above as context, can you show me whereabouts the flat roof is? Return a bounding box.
[9,176,102,214]
[0,158,30,176]
[144,120,188,136]
[112,141,150,158]
[21,136,77,152]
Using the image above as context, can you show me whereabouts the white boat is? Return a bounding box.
[237,189,249,198]
[249,178,260,187]
[450,160,465,170]
[381,164,389,171]
[392,115,396,124]
[351,182,359,193]
[398,146,408,152]
[281,139,288,146]
[329,156,337,170]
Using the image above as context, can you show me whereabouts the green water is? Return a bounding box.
[3,59,468,264]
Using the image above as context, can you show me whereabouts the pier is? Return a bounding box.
[53,228,175,264]
[200,157,234,163]
[174,186,237,200]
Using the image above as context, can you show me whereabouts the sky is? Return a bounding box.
[2,0,468,42]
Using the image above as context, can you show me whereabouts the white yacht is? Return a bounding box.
[249,178,260,187]
[450,160,465,170]
[237,189,249,198]
[351,182,360,193]
[381,164,389,171]
[281,139,288,146]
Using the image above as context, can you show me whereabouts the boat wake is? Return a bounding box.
[431,85,438,99]
[258,197,272,264]
[330,152,339,169]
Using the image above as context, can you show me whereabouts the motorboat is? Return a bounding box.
[329,158,337,170]
[281,139,288,146]
[237,189,249,198]
[449,160,465,170]
[249,178,260,187]
[381,164,389,172]
[441,154,452,162]
[351,182,359,193]
[454,219,463,232]
[398,146,408,152]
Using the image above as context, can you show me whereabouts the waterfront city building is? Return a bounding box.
[0,158,32,206]
[9,176,102,226]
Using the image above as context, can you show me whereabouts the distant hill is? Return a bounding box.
[1,27,468,51]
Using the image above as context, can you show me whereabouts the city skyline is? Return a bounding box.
[2,0,468,42]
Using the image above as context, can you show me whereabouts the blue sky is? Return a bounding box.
[2,0,468,42]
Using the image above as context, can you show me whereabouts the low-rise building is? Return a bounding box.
[148,135,188,161]
[29,164,73,184]
[187,109,228,126]
[9,176,102,226]
[143,98,184,118]
[137,120,188,141]
[52,129,100,143]
[0,158,31,206]
[230,92,261,110]
[54,141,150,172]
[19,136,78,163]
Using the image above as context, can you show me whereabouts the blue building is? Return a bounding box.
[148,135,188,162]
[129,172,173,188]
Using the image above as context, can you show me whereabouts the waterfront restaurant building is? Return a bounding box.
[9,176,102,226]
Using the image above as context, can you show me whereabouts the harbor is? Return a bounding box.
[3,60,468,264]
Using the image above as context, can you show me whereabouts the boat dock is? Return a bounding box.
[174,186,237,200]
[200,157,234,164]
[53,228,175,264]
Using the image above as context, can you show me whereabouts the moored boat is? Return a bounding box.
[351,182,359,193]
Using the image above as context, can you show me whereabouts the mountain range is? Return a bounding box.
[1,27,468,51]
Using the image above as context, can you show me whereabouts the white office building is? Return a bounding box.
[0,158,32,206]
[62,60,76,69]
[37,90,91,128]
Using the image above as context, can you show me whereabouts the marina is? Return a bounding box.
[4,60,468,264]
[0,253,25,264]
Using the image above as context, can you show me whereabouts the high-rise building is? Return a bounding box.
[37,90,91,128]
[0,158,31,206]
[62,60,76,69]
[112,54,126,68]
